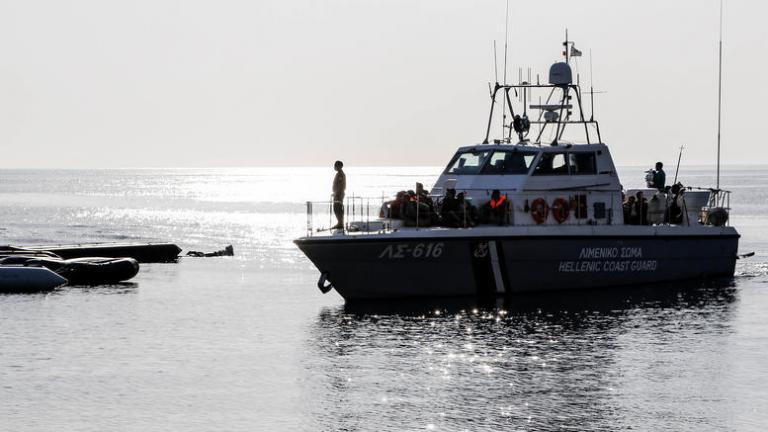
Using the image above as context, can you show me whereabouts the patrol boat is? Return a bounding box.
[294,39,740,301]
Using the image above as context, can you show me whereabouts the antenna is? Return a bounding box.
[500,0,510,142]
[589,49,595,121]
[674,145,684,184]
[493,41,499,83]
[503,0,509,85]
[716,0,724,190]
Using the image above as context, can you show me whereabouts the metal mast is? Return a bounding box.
[716,0,724,190]
[500,0,510,143]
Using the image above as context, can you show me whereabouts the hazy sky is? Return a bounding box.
[1,0,765,168]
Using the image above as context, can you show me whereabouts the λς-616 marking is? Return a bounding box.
[379,242,444,259]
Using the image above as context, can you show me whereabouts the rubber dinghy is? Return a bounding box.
[0,256,140,285]
[0,266,68,293]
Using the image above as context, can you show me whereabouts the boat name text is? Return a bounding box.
[559,247,656,272]
[578,247,642,259]
[379,243,444,259]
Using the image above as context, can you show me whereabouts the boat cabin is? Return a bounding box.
[430,142,623,226]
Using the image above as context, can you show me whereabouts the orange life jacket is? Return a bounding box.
[490,195,507,209]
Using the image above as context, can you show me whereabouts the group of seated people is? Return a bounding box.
[623,183,686,226]
[380,184,511,228]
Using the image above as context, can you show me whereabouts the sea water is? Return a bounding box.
[0,166,766,431]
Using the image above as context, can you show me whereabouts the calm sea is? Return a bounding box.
[0,166,766,431]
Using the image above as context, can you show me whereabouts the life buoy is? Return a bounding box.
[552,198,570,224]
[530,198,549,224]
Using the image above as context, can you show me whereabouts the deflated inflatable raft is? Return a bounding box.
[0,266,68,293]
[0,256,140,285]
[16,243,181,263]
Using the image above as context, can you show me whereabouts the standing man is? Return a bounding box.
[332,160,346,230]
[651,162,666,191]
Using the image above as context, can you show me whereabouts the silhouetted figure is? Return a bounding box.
[480,190,510,225]
[623,196,637,224]
[415,182,432,206]
[650,162,666,191]
[332,160,346,229]
[667,183,685,224]
[440,189,461,227]
[380,190,407,219]
[647,192,666,225]
[402,189,433,227]
[415,182,440,225]
[633,191,648,225]
[456,192,476,227]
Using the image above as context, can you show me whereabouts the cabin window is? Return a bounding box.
[569,152,597,175]
[593,202,607,219]
[533,153,569,175]
[480,151,537,175]
[444,150,492,175]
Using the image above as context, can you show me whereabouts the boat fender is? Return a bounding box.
[530,198,549,224]
[552,198,570,224]
[317,272,334,294]
[523,199,530,213]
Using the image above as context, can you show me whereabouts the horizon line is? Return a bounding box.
[0,163,766,170]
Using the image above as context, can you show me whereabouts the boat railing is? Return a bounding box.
[305,194,394,237]
[695,187,732,226]
[304,185,736,236]
[304,188,625,236]
[699,188,731,210]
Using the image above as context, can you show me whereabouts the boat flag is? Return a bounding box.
[570,45,583,57]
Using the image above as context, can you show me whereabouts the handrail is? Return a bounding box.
[303,186,731,236]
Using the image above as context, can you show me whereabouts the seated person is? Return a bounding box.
[415,182,439,225]
[647,192,666,225]
[439,189,475,228]
[666,183,684,224]
[380,190,408,219]
[415,182,430,202]
[633,191,648,225]
[623,195,637,224]
[456,192,476,227]
[439,189,461,227]
[402,190,433,227]
[480,189,510,225]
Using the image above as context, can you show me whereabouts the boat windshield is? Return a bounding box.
[443,150,492,175]
[444,149,537,175]
[480,150,537,175]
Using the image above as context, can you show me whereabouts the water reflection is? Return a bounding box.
[66,282,139,295]
[302,281,738,431]
[338,279,738,316]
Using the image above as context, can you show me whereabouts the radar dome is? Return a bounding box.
[549,62,572,86]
